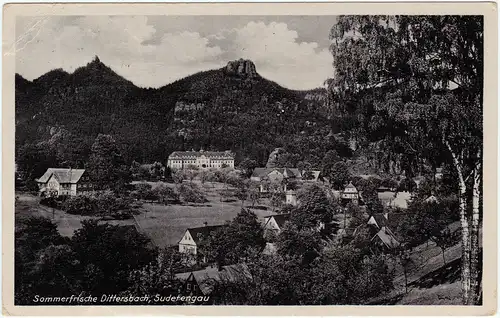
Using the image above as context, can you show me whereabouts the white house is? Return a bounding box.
[167,150,235,170]
[285,190,297,206]
[178,224,226,262]
[341,182,360,205]
[36,168,92,196]
[263,213,291,235]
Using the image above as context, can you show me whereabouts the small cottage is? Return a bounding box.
[341,182,360,205]
[175,263,252,297]
[263,213,291,235]
[178,224,226,262]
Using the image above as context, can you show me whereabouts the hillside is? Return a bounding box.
[15,57,332,167]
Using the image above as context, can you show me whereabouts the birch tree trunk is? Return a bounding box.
[458,179,471,305]
[445,139,471,304]
[469,153,482,304]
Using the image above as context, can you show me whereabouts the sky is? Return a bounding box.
[15,15,337,90]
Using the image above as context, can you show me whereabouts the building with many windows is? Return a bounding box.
[167,150,235,169]
[36,168,93,196]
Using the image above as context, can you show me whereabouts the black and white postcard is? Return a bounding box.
[2,2,497,316]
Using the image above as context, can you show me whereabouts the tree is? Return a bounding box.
[276,222,322,265]
[127,248,183,299]
[248,186,261,208]
[62,195,97,216]
[178,183,207,203]
[16,143,58,191]
[87,134,131,192]
[202,209,266,266]
[15,217,71,304]
[154,184,179,204]
[235,182,249,207]
[329,16,483,304]
[310,245,394,304]
[184,165,199,184]
[239,158,258,178]
[130,160,141,179]
[134,182,153,201]
[326,161,351,190]
[293,184,335,230]
[171,169,185,188]
[320,150,340,180]
[71,220,155,294]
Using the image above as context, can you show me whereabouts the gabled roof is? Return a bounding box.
[169,151,234,159]
[250,167,302,179]
[372,228,400,249]
[369,212,408,231]
[264,213,291,229]
[251,167,271,178]
[369,214,388,228]
[344,182,358,192]
[175,264,252,295]
[186,225,226,244]
[425,195,438,203]
[37,168,86,184]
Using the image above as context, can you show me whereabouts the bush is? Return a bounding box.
[40,196,67,209]
[62,195,96,216]
[179,183,207,203]
[61,192,135,218]
[154,184,180,204]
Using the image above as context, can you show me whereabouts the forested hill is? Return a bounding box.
[15,56,334,168]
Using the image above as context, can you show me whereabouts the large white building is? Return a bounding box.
[167,150,235,169]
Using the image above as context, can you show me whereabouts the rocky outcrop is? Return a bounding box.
[225,59,258,78]
[266,147,286,168]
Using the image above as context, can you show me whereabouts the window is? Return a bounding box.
[187,283,191,291]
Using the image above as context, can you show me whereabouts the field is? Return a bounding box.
[132,180,275,246]
[15,180,275,247]
[15,193,136,236]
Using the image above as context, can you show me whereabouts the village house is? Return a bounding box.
[366,212,405,251]
[36,168,92,197]
[175,263,252,298]
[178,223,226,263]
[285,190,297,206]
[250,167,321,193]
[341,182,360,205]
[167,150,234,170]
[377,191,412,209]
[263,213,291,235]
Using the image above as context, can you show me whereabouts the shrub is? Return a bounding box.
[40,195,67,209]
[62,195,96,216]
[154,184,180,204]
[179,183,207,203]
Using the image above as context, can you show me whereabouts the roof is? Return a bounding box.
[264,213,291,229]
[369,214,388,228]
[186,225,226,244]
[251,167,302,179]
[425,195,438,203]
[169,151,234,159]
[37,168,86,184]
[378,191,396,204]
[175,264,252,295]
[344,182,358,192]
[391,191,412,209]
[373,228,400,249]
[262,242,277,255]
